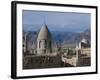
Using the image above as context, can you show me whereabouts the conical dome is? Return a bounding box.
[37,24,51,40]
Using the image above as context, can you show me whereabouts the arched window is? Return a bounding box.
[49,41,51,48]
[44,40,47,48]
[39,40,41,48]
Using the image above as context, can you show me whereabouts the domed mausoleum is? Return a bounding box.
[78,38,90,49]
[37,24,52,55]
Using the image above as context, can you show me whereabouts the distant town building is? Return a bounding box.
[23,32,27,53]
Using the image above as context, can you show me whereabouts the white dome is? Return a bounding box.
[81,38,87,44]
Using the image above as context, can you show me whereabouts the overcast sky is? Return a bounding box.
[22,10,90,32]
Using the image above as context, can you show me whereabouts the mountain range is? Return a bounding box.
[23,28,91,47]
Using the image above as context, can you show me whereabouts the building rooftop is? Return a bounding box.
[62,43,77,48]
